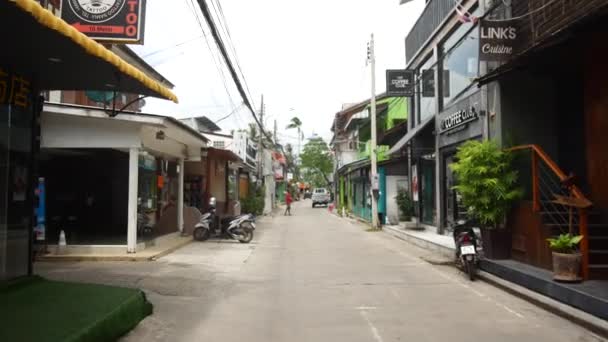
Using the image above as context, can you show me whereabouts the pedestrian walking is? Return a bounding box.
[284,191,293,216]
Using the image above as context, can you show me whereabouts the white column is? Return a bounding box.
[178,158,185,234]
[127,147,139,253]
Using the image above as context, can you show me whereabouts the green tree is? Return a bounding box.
[286,116,303,154]
[300,137,333,187]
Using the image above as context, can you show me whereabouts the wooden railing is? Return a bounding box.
[508,144,591,279]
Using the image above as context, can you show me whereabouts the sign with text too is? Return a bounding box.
[386,70,414,97]
[61,0,147,44]
[479,20,520,62]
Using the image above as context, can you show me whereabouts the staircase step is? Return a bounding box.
[590,250,608,264]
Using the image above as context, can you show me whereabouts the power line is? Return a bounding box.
[195,0,275,147]
[213,0,256,110]
[185,0,238,112]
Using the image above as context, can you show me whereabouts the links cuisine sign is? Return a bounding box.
[479,20,519,61]
[61,0,147,43]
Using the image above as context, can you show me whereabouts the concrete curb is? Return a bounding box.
[477,270,608,338]
[37,237,193,262]
[382,225,454,260]
[380,226,608,337]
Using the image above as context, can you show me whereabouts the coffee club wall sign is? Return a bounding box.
[61,0,147,44]
[440,106,479,134]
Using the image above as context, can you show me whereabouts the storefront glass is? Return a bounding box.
[417,55,436,124]
[440,12,481,107]
[0,68,34,280]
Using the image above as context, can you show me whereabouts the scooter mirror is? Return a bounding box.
[209,197,217,207]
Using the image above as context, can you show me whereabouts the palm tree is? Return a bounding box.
[286,116,303,157]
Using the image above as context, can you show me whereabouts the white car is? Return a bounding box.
[311,188,330,208]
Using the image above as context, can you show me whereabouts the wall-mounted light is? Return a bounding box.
[156,130,165,140]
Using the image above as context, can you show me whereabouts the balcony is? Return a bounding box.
[405,0,455,63]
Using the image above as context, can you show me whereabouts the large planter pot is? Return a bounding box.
[480,228,512,260]
[551,252,582,282]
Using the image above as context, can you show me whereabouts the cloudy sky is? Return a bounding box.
[130,0,425,146]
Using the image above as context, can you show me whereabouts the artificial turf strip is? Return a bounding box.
[0,276,153,342]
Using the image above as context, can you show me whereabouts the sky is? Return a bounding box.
[130,0,426,148]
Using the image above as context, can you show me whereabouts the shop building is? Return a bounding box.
[0,0,176,280]
[40,104,205,253]
[331,96,409,225]
[390,0,608,316]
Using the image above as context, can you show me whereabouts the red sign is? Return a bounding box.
[61,0,147,44]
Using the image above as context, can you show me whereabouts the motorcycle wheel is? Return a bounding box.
[466,259,476,281]
[237,223,254,243]
[194,228,210,241]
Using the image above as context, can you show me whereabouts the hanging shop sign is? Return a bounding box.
[386,70,414,97]
[411,164,419,202]
[61,0,147,44]
[479,20,520,61]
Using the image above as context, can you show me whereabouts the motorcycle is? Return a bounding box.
[193,197,256,243]
[452,219,479,281]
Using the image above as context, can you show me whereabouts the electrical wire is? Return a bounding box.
[185,0,238,112]
[194,0,276,149]
[484,0,561,22]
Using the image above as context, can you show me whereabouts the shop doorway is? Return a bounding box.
[419,157,436,225]
[39,149,129,245]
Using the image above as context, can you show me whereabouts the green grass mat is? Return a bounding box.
[0,276,152,342]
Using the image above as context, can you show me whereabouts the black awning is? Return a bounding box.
[1,0,177,102]
[387,116,435,155]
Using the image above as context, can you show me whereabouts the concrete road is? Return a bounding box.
[37,200,605,342]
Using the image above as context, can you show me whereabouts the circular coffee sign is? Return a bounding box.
[68,0,126,23]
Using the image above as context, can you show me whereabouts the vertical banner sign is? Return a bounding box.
[386,70,414,97]
[61,0,147,44]
[34,178,46,241]
[411,164,419,202]
[421,69,435,97]
[479,20,519,62]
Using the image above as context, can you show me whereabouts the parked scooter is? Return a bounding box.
[452,219,479,280]
[193,197,255,243]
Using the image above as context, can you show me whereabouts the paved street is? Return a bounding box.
[37,200,604,342]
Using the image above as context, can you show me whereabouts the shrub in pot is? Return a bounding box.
[547,234,583,282]
[395,189,414,222]
[450,140,523,259]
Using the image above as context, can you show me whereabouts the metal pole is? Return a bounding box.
[370,33,379,229]
[258,95,264,180]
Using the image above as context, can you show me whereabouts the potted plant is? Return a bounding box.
[395,188,418,229]
[547,234,583,282]
[450,140,523,259]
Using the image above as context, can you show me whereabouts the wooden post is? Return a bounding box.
[531,152,540,212]
[579,208,589,280]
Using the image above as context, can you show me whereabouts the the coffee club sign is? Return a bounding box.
[479,20,520,62]
[386,70,414,97]
[61,0,147,44]
[439,93,481,134]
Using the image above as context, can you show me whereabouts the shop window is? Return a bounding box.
[417,55,436,124]
[440,7,482,107]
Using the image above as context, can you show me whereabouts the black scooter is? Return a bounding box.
[452,219,479,280]
[193,197,255,243]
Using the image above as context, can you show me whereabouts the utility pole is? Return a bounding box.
[258,95,264,181]
[369,33,379,229]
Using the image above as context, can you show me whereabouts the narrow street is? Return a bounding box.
[38,200,604,342]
